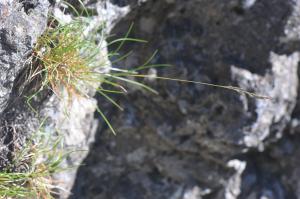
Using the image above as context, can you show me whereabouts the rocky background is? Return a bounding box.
[1,0,300,199]
[71,0,300,199]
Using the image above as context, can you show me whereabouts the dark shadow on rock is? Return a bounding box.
[235,132,300,199]
[70,0,297,198]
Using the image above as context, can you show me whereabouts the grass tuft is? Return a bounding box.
[26,15,153,134]
[0,125,68,199]
[5,1,272,197]
[25,2,271,135]
[31,19,104,99]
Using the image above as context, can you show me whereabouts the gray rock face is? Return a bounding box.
[0,0,48,113]
[70,0,300,199]
[1,0,300,199]
[0,0,49,169]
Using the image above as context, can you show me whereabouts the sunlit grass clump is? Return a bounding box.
[26,3,271,134]
[27,16,161,134]
[32,19,107,98]
[0,130,67,199]
[30,16,155,98]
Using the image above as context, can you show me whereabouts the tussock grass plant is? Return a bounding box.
[3,1,271,198]
[26,14,158,134]
[0,126,68,199]
[25,1,271,134]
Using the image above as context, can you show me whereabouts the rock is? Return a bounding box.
[231,51,299,150]
[1,0,300,199]
[38,2,114,198]
[0,0,48,113]
[0,0,49,170]
[225,159,247,199]
[70,0,300,199]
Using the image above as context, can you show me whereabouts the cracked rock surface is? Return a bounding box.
[1,0,300,199]
[0,0,49,170]
[70,0,300,199]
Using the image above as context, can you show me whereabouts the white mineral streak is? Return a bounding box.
[242,0,257,9]
[170,185,211,199]
[231,52,299,150]
[225,159,247,199]
[96,1,130,32]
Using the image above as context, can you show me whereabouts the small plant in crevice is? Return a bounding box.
[25,14,160,134]
[0,125,69,199]
[25,1,271,134]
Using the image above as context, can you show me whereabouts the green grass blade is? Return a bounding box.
[131,64,173,71]
[107,74,159,94]
[135,50,158,69]
[96,107,116,135]
[97,90,124,111]
[61,1,80,17]
[102,79,128,93]
[107,38,147,47]
[114,23,133,53]
[78,0,90,17]
[111,51,133,64]
[96,87,125,94]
